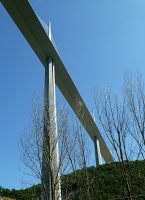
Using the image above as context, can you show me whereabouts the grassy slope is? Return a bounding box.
[1,161,145,200]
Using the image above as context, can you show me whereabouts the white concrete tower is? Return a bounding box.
[41,22,61,200]
[92,110,102,166]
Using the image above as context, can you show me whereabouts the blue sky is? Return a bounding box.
[1,0,145,189]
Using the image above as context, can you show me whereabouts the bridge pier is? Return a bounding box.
[94,136,102,166]
[41,23,61,200]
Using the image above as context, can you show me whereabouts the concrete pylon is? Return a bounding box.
[94,136,102,166]
[41,23,61,200]
[48,56,61,200]
[92,110,102,166]
[41,58,51,200]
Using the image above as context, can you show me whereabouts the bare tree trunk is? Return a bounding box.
[20,101,76,200]
[94,85,133,199]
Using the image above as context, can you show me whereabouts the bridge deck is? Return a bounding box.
[1,0,113,162]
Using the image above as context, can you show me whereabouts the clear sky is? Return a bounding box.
[1,0,145,189]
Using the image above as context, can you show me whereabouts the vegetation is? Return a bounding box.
[2,73,145,199]
[0,184,40,200]
[1,160,145,200]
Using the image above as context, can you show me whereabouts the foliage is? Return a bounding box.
[0,185,41,200]
[1,160,145,199]
[62,161,145,200]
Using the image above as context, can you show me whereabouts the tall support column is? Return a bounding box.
[94,136,102,167]
[49,57,61,200]
[41,59,51,200]
[92,110,102,167]
[41,57,61,200]
[41,21,61,200]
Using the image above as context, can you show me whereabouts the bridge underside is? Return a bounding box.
[0,0,113,163]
